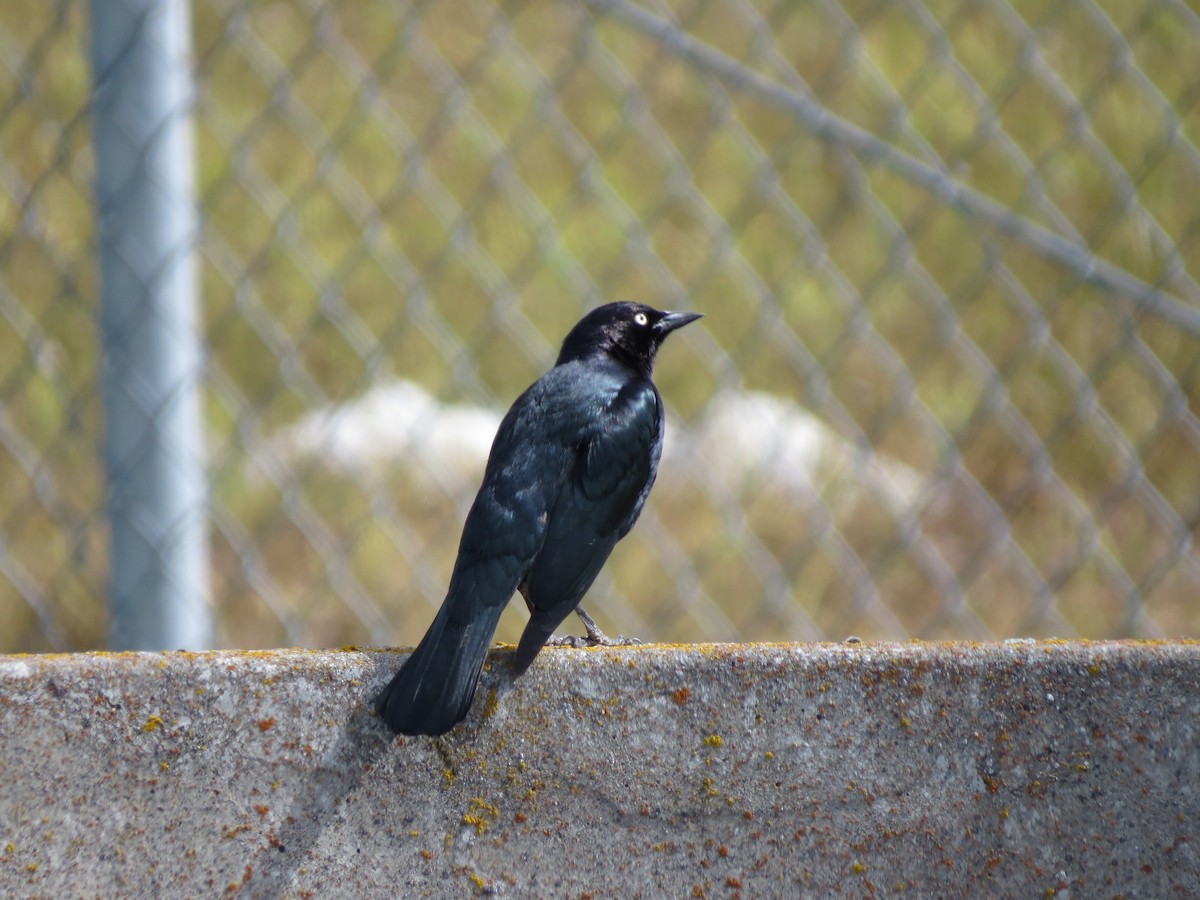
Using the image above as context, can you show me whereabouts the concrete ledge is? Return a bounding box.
[2,642,1197,896]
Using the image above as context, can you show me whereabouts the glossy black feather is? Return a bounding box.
[375,302,701,736]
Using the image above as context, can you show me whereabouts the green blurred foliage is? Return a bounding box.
[1,0,1197,652]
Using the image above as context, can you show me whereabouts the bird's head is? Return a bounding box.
[556,302,703,375]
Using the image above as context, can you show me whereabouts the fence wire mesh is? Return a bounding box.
[2,0,1199,653]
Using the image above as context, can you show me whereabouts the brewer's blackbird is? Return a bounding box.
[375,302,701,736]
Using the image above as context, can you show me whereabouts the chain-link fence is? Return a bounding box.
[2,0,1198,654]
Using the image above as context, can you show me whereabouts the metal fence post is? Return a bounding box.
[91,0,210,649]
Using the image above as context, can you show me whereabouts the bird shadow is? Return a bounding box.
[242,686,391,897]
[242,650,521,899]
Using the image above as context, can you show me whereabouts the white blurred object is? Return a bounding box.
[683,389,923,510]
[271,380,501,492]
[271,380,921,508]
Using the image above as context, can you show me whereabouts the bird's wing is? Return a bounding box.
[522,378,662,612]
[446,388,570,603]
[581,379,663,534]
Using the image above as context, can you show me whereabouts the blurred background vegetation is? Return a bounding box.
[1,0,1198,653]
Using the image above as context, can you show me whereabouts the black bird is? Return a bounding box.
[375,302,702,736]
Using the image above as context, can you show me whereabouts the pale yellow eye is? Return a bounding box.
[633,312,649,326]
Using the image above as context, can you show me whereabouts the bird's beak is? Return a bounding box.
[654,310,703,335]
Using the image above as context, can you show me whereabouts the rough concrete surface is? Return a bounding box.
[1,641,1197,897]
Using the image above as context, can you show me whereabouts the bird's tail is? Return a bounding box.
[374,598,505,736]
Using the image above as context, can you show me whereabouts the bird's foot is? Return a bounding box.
[546,634,644,648]
[585,626,643,648]
[545,605,644,648]
[546,634,588,648]
[580,606,642,647]
[546,626,643,649]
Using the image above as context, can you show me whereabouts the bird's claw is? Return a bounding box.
[564,606,642,649]
[547,631,643,649]
[590,632,643,648]
[546,634,588,648]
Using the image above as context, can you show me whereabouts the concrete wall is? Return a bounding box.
[1,641,1197,897]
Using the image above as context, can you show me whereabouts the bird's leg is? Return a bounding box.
[570,605,643,648]
[524,584,642,649]
[574,606,608,643]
